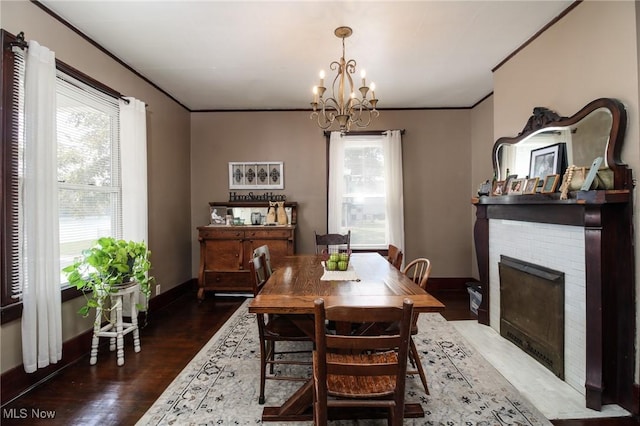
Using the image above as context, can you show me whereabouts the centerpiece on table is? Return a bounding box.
[323,250,351,271]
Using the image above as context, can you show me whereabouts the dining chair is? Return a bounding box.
[403,258,432,291]
[312,297,414,426]
[387,244,403,270]
[314,230,351,255]
[250,253,313,404]
[252,244,273,277]
[402,257,432,394]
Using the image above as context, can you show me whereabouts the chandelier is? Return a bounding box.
[310,26,379,133]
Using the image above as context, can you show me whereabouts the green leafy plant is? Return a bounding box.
[62,237,154,318]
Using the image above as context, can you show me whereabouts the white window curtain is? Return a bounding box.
[327,131,345,235]
[21,40,62,373]
[119,97,148,308]
[383,130,405,253]
[327,130,405,252]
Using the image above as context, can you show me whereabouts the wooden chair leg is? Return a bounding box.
[268,341,275,374]
[259,338,267,404]
[410,338,429,395]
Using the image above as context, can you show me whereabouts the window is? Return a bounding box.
[1,31,124,321]
[327,131,404,251]
[56,71,122,280]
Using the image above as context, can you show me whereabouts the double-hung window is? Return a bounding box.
[327,131,405,251]
[1,31,123,320]
[56,71,122,280]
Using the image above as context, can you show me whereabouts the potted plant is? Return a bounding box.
[63,237,154,318]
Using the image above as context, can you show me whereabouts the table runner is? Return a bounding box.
[319,261,360,281]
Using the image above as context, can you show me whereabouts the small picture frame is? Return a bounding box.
[523,177,539,194]
[209,205,226,225]
[504,174,518,191]
[541,174,560,193]
[508,178,525,195]
[492,180,506,196]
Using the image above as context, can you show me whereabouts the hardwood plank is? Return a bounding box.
[0,292,242,425]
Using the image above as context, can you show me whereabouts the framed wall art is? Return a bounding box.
[229,162,284,190]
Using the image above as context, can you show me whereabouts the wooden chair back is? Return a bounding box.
[403,258,432,290]
[249,253,270,296]
[314,230,351,255]
[313,298,414,425]
[252,244,273,276]
[387,244,403,270]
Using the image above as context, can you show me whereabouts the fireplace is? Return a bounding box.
[499,255,564,379]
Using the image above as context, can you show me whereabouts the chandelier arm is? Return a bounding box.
[311,107,334,130]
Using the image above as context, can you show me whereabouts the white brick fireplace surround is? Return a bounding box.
[489,219,586,394]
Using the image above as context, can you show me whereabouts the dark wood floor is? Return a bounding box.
[1,288,638,425]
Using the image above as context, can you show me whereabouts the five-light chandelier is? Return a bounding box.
[310,26,379,133]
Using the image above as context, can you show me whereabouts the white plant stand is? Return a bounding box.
[90,282,141,366]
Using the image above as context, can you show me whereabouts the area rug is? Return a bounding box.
[137,300,552,425]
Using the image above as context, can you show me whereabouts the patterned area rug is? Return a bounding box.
[137,300,552,425]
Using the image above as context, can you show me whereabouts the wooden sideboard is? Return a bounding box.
[197,202,296,300]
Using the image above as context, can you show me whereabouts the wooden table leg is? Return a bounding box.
[261,379,314,421]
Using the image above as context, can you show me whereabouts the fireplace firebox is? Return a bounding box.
[499,255,564,379]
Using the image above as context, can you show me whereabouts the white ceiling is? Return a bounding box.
[39,0,573,111]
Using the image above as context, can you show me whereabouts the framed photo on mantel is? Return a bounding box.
[541,174,560,193]
[229,162,284,190]
[529,143,566,181]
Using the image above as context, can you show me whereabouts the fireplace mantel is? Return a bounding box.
[472,190,635,412]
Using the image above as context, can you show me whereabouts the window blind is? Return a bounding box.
[7,47,26,302]
[56,70,122,281]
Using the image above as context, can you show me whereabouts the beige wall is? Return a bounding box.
[493,0,640,383]
[1,1,192,373]
[469,95,495,278]
[190,109,473,278]
[1,0,477,373]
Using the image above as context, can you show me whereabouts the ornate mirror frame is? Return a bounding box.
[491,98,631,190]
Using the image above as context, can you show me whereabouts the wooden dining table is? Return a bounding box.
[248,252,445,422]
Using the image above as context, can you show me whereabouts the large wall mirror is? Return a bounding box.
[492,98,630,190]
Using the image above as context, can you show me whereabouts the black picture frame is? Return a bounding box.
[529,143,566,181]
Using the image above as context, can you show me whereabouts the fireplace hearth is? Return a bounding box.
[499,255,564,379]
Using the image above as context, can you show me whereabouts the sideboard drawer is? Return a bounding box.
[246,229,292,239]
[203,271,252,292]
[202,229,245,239]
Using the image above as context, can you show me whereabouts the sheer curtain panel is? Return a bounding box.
[383,130,405,255]
[119,97,149,308]
[327,131,345,234]
[21,40,62,373]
